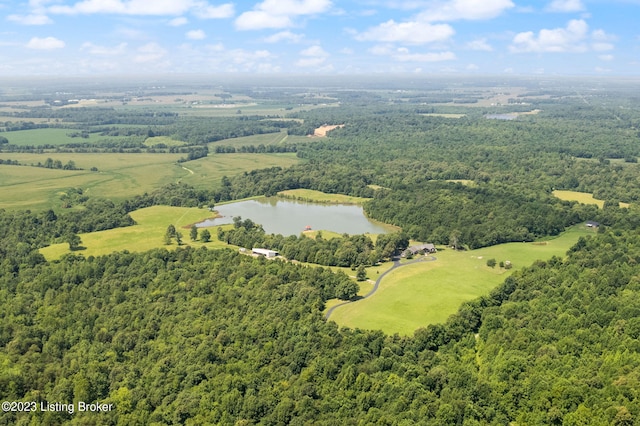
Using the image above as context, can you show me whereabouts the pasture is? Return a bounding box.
[0,152,300,210]
[328,224,592,335]
[553,189,630,208]
[39,205,235,260]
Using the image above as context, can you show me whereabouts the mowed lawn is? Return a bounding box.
[328,225,593,335]
[39,205,235,260]
[0,152,300,210]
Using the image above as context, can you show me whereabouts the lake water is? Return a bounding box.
[197,197,391,236]
[485,113,518,120]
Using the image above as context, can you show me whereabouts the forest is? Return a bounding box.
[2,76,640,424]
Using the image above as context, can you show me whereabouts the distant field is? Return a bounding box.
[553,189,630,208]
[208,130,289,149]
[2,128,137,146]
[144,136,186,147]
[277,188,370,204]
[328,224,592,335]
[39,205,235,260]
[0,152,300,210]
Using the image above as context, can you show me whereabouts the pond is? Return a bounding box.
[197,197,392,236]
[485,113,518,120]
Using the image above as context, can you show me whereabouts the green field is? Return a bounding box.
[553,189,630,208]
[278,188,371,204]
[208,130,289,149]
[0,152,300,210]
[2,128,137,146]
[144,136,186,147]
[39,205,236,260]
[328,225,593,335]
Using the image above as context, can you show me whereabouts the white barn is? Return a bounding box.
[252,248,279,258]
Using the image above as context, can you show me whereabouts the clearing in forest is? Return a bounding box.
[313,124,344,137]
[39,205,233,260]
[327,224,592,336]
[553,190,629,208]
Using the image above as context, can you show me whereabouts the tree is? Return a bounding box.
[164,225,176,245]
[67,233,82,251]
[0,136,8,144]
[175,231,183,246]
[356,264,367,281]
[486,258,496,268]
[190,225,198,241]
[450,229,462,251]
[200,229,211,243]
[335,280,359,300]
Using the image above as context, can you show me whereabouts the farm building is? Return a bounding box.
[586,221,600,228]
[403,243,437,257]
[252,248,279,258]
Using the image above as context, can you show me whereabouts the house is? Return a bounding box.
[252,248,279,258]
[403,243,437,257]
[586,221,600,228]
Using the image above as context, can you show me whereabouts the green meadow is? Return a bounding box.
[0,152,300,210]
[2,128,138,146]
[39,205,235,260]
[277,188,371,204]
[553,189,630,208]
[328,224,593,335]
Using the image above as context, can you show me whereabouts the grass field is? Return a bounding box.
[39,205,236,260]
[328,224,593,335]
[553,189,630,208]
[208,130,289,149]
[2,128,136,146]
[0,152,300,210]
[277,188,371,204]
[144,136,186,147]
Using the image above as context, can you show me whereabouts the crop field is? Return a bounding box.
[39,205,235,260]
[553,189,630,208]
[0,152,300,210]
[328,224,592,335]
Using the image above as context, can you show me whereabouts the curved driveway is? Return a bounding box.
[324,255,437,320]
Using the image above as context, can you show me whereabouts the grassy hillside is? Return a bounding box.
[329,225,592,335]
[0,152,300,210]
[39,205,235,260]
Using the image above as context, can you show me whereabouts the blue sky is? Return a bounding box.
[0,0,638,76]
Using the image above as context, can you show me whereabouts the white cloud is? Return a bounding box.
[7,14,52,25]
[186,29,206,40]
[193,3,234,19]
[466,63,479,70]
[591,29,616,51]
[26,36,65,49]
[296,44,329,67]
[235,0,332,30]
[80,41,128,55]
[263,31,304,43]
[599,54,613,61]
[356,19,455,44]
[134,42,167,63]
[168,17,189,26]
[546,0,585,12]
[510,19,589,53]
[393,47,455,62]
[467,38,493,51]
[417,0,514,22]
[49,0,234,18]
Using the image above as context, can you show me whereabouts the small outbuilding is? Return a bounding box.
[252,248,279,258]
[585,221,600,228]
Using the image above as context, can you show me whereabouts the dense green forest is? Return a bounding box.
[3,78,640,424]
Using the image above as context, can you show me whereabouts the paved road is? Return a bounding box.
[324,255,437,320]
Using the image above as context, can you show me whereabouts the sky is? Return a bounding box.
[0,0,639,76]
